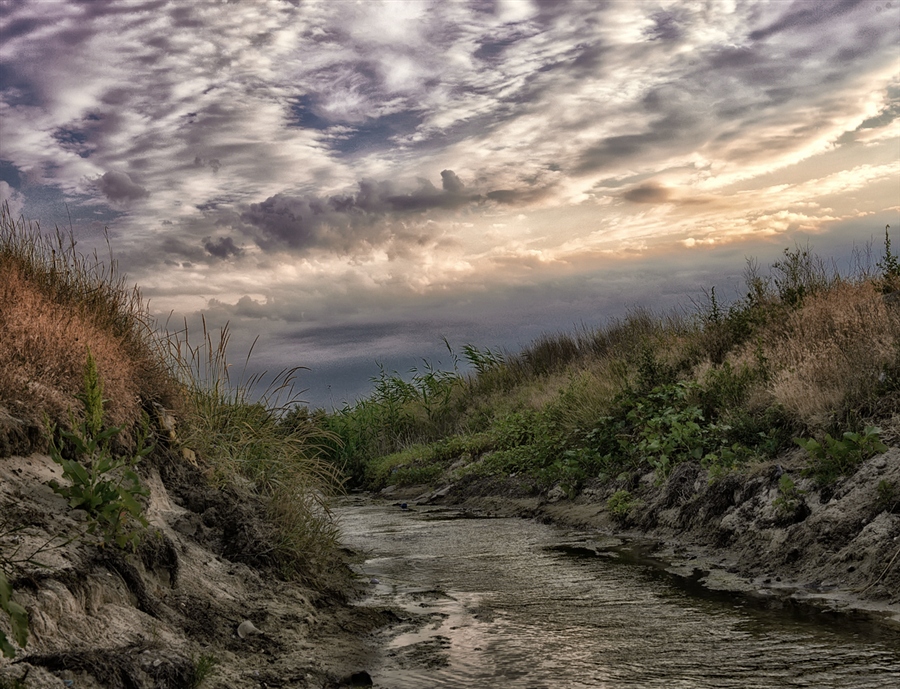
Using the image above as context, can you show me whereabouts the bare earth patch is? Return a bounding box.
[0,452,390,688]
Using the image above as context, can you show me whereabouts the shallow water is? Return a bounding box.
[336,500,900,688]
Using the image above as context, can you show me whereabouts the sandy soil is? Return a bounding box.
[0,450,388,689]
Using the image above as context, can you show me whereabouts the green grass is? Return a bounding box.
[167,319,343,581]
[308,233,900,497]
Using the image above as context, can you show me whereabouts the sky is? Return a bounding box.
[1,0,899,409]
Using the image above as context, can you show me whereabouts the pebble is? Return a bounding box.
[237,620,261,639]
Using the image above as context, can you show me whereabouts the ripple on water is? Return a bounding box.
[336,503,900,688]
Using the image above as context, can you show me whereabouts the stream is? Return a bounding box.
[336,498,900,688]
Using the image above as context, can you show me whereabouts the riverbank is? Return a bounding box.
[376,446,900,635]
[0,448,389,688]
[1,210,379,688]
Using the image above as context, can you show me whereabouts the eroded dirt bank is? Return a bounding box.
[0,449,390,689]
[380,448,900,634]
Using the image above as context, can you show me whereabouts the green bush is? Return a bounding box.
[796,426,888,485]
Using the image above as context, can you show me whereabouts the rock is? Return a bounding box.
[546,485,566,503]
[237,619,261,638]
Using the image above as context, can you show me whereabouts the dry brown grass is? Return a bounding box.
[0,264,141,427]
[0,207,177,449]
[744,281,899,428]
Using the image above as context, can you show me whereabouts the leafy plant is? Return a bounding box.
[772,475,804,516]
[607,490,639,522]
[0,569,28,658]
[795,426,888,485]
[47,349,151,549]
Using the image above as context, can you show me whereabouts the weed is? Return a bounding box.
[0,569,28,659]
[795,426,888,485]
[462,342,505,375]
[187,653,218,689]
[0,203,176,438]
[773,475,805,516]
[607,490,639,522]
[169,320,342,582]
[876,479,898,513]
[877,224,900,293]
[771,244,835,307]
[47,349,151,550]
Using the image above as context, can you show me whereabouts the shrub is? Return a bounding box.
[795,426,888,485]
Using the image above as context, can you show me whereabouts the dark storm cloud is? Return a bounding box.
[96,171,149,202]
[239,166,560,255]
[204,236,242,259]
[240,169,548,254]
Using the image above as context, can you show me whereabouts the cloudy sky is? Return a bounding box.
[1,0,899,408]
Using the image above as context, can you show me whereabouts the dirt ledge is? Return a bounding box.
[0,452,388,688]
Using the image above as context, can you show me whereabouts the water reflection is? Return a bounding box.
[337,501,900,688]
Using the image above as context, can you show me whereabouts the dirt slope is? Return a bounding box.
[0,450,387,688]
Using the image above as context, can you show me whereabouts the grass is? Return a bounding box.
[0,205,176,439]
[0,203,343,588]
[311,237,900,493]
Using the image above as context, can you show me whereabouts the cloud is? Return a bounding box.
[0,181,26,217]
[621,182,672,204]
[238,169,550,255]
[96,171,149,202]
[440,169,465,193]
[203,236,242,259]
[749,0,868,41]
[0,0,898,407]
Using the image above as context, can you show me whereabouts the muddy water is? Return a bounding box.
[336,499,900,688]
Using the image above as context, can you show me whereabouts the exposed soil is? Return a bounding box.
[382,447,900,633]
[0,447,391,689]
[4,430,898,688]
